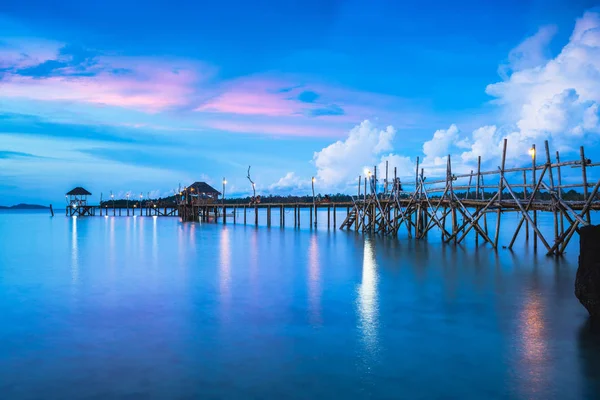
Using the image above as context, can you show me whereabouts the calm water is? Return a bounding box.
[1,210,599,399]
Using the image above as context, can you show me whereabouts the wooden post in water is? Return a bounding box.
[414,157,420,237]
[556,151,564,236]
[581,146,590,223]
[362,177,367,232]
[475,156,481,244]
[421,168,427,236]
[545,141,558,245]
[493,139,507,249]
[523,170,529,240]
[532,144,538,251]
[333,204,336,228]
[267,206,271,227]
[309,205,313,228]
[448,155,457,243]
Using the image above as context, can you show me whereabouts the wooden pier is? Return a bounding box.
[69,139,598,256]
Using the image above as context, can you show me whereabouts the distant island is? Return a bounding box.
[0,204,50,210]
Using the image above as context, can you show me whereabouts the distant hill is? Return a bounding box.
[0,204,50,210]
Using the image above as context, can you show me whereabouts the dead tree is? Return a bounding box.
[247,165,256,199]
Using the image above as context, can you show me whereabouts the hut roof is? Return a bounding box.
[186,182,221,195]
[66,187,92,196]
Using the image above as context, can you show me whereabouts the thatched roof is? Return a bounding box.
[186,182,221,195]
[66,187,92,196]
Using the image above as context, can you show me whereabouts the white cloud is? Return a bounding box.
[422,124,467,166]
[313,120,395,185]
[377,154,415,180]
[431,10,600,172]
[460,125,500,162]
[499,25,557,77]
[487,11,600,147]
[269,172,310,191]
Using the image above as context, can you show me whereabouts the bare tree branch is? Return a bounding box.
[247,165,256,199]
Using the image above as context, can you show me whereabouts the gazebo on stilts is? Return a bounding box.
[66,187,94,216]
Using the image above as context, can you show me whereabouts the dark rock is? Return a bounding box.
[575,225,600,318]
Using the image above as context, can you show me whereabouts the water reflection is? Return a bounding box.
[219,227,231,299]
[308,234,321,326]
[70,216,78,283]
[152,216,158,267]
[518,289,549,398]
[249,228,258,296]
[357,237,379,356]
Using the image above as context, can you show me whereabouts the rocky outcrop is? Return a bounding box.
[575,225,600,318]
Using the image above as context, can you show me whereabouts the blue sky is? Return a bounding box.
[1,0,599,204]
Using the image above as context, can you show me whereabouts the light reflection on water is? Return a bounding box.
[70,216,78,283]
[308,233,321,326]
[0,211,599,399]
[358,238,379,358]
[518,290,548,398]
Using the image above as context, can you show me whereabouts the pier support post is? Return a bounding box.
[255,206,258,226]
[333,205,337,228]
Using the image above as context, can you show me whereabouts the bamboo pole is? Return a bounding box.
[532,144,538,251]
[544,141,558,246]
[523,170,529,240]
[556,151,564,237]
[494,138,507,249]
[581,146,590,223]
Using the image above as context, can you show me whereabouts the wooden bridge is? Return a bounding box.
[69,139,598,256]
[180,139,599,256]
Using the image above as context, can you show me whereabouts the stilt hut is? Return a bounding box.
[184,182,221,205]
[66,187,93,216]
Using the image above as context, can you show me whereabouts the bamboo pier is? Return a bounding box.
[70,139,598,256]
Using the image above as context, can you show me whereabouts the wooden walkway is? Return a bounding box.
[70,139,598,256]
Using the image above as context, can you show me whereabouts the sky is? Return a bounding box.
[1,0,599,204]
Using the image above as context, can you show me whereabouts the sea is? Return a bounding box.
[0,209,599,399]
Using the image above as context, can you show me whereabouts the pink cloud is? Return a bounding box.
[0,40,208,112]
[197,91,303,116]
[1,70,196,112]
[196,78,307,117]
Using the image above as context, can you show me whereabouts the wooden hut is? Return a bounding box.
[66,187,93,216]
[184,182,221,205]
[66,187,92,207]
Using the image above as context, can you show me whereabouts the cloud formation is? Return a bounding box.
[313,120,395,185]
[486,11,600,150]
[416,11,600,172]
